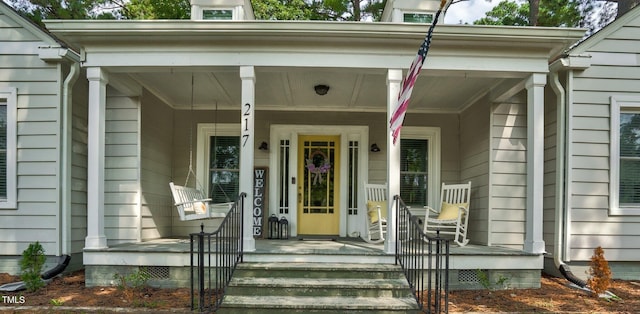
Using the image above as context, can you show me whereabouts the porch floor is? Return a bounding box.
[83,237,543,289]
[98,236,535,257]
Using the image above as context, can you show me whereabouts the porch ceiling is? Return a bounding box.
[123,66,516,113]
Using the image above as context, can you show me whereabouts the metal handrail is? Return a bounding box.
[394,195,450,314]
[190,192,246,312]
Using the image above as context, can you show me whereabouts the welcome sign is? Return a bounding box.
[253,167,267,237]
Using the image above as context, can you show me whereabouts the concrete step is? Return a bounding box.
[227,277,413,297]
[218,262,420,313]
[218,295,420,314]
[234,262,404,279]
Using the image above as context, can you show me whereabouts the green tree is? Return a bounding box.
[473,0,615,35]
[117,0,190,19]
[252,0,386,21]
[474,0,529,25]
[251,0,316,20]
[4,0,115,26]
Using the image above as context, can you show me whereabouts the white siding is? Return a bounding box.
[490,96,528,249]
[460,96,490,245]
[140,90,173,240]
[566,12,640,262]
[543,88,558,255]
[0,9,64,260]
[104,91,140,245]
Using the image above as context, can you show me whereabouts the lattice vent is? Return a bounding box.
[458,269,481,283]
[140,266,170,279]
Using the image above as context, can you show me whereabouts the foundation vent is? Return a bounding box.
[458,269,481,283]
[140,266,170,279]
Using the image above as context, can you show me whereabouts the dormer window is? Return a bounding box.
[203,9,233,20]
[403,12,434,23]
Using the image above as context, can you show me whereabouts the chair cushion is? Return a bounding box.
[437,202,467,220]
[193,201,207,215]
[367,201,388,223]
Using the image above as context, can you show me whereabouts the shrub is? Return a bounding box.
[587,246,612,297]
[20,242,46,292]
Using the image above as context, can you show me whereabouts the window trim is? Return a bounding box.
[196,123,240,198]
[0,88,17,209]
[402,11,434,24]
[610,96,640,215]
[192,5,237,20]
[401,126,440,209]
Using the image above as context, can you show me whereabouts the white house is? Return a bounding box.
[544,5,640,280]
[9,0,636,291]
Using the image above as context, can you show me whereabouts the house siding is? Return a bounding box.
[566,12,640,262]
[70,76,88,253]
[543,86,558,255]
[104,91,140,245]
[0,9,63,261]
[141,90,173,240]
[460,97,490,245]
[490,94,528,249]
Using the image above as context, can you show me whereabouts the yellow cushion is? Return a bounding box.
[367,201,387,224]
[437,202,467,220]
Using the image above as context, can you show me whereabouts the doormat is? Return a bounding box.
[298,237,336,241]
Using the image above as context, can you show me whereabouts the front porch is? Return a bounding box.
[83,237,542,290]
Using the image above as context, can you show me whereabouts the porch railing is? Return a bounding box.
[190,192,246,312]
[394,195,450,314]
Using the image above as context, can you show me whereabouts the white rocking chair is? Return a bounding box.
[423,182,471,246]
[362,183,387,244]
[169,182,231,221]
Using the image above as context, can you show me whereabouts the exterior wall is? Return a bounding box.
[490,93,528,250]
[543,86,558,256]
[167,109,460,236]
[140,90,173,240]
[0,8,63,267]
[460,96,490,246]
[104,89,140,245]
[71,75,88,254]
[566,13,640,263]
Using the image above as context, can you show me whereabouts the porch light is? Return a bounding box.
[268,214,280,239]
[370,143,381,152]
[279,216,289,240]
[314,84,330,96]
[258,141,268,151]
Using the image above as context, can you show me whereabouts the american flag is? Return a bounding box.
[389,0,452,144]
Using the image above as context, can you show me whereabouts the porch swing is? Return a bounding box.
[169,74,232,221]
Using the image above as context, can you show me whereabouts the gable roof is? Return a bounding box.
[0,1,68,47]
[568,4,640,54]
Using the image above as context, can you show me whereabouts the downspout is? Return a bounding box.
[39,46,81,256]
[60,51,81,255]
[61,60,80,255]
[549,63,587,288]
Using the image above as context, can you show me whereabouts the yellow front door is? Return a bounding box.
[297,135,340,235]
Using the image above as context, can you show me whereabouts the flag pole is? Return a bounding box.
[389,0,453,144]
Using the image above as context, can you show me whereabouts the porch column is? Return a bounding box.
[240,66,256,252]
[85,67,108,249]
[524,73,546,254]
[385,69,402,254]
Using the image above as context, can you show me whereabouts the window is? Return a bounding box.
[202,9,233,20]
[209,136,240,203]
[403,13,434,24]
[0,88,16,209]
[197,124,239,203]
[611,96,640,215]
[400,139,428,207]
[400,127,440,209]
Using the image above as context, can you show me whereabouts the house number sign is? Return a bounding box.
[242,103,251,147]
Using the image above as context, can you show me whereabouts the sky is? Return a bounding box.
[443,0,499,24]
